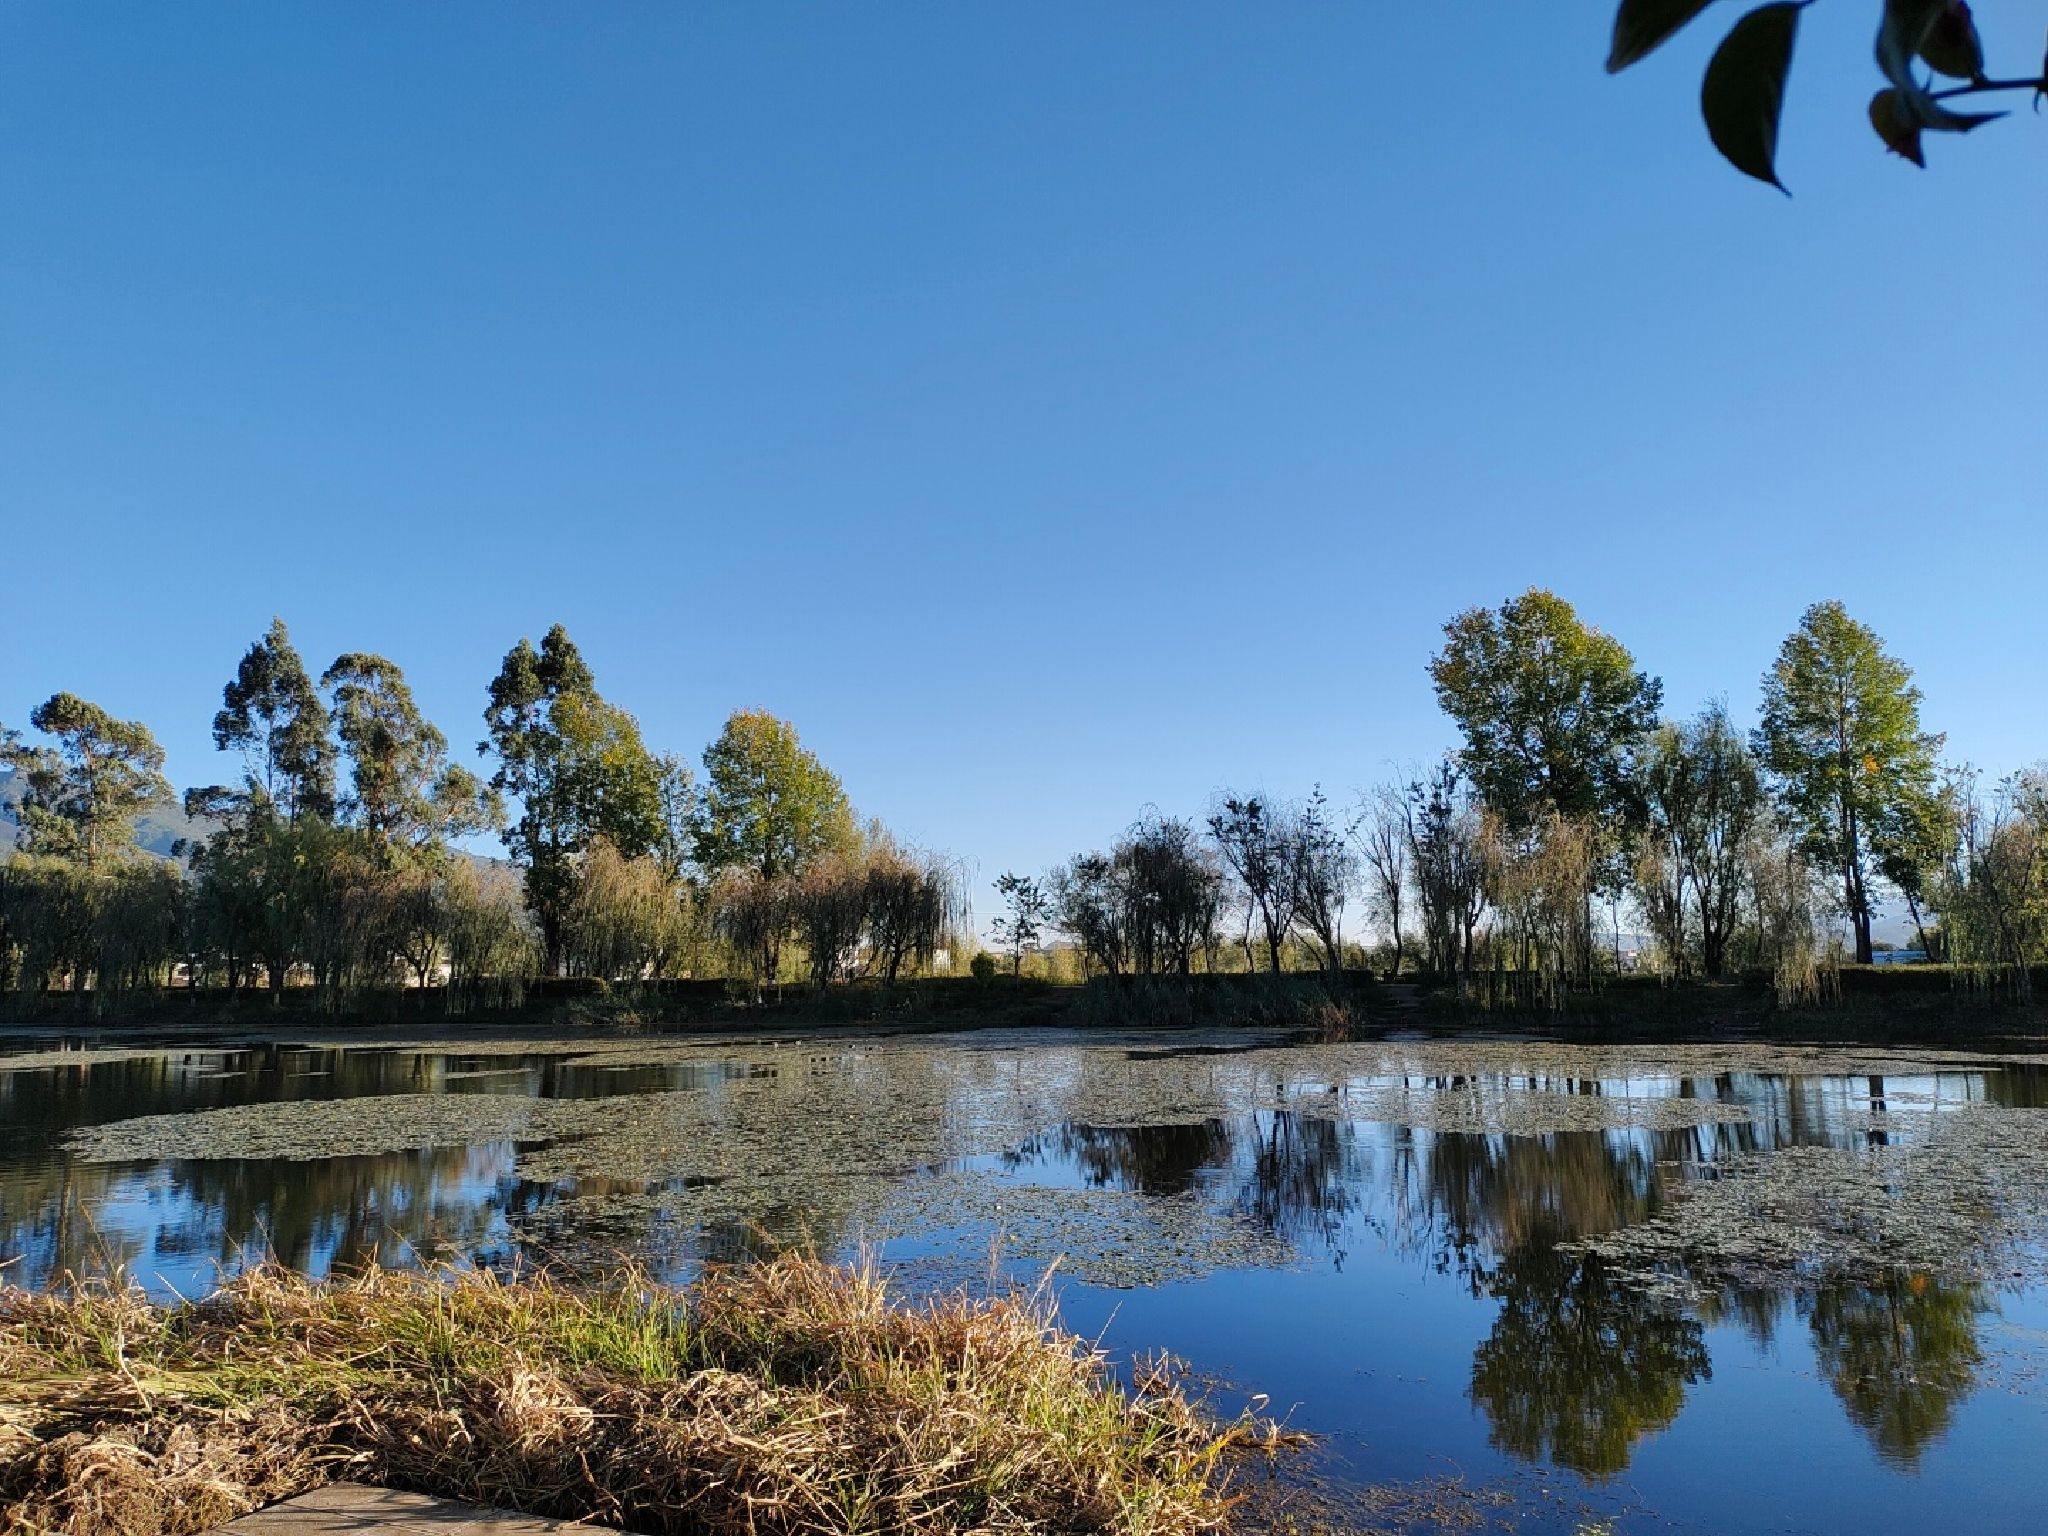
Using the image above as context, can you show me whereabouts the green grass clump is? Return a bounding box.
[0,1254,1284,1536]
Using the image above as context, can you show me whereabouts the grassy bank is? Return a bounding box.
[5,967,2045,1049]
[0,972,1367,1038]
[1412,968,2048,1045]
[0,1255,1283,1536]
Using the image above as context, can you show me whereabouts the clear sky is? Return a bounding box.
[3,2,2044,921]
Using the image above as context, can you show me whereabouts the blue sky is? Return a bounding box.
[3,2,2044,917]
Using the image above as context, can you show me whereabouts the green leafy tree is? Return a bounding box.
[210,617,335,823]
[1754,601,1941,965]
[481,625,666,974]
[323,654,497,857]
[692,710,855,882]
[992,871,1052,976]
[1637,702,1767,977]
[1607,0,2041,190]
[652,752,698,886]
[1430,589,1663,836]
[0,694,172,870]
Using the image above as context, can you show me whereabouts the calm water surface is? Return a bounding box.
[3,1036,2045,1535]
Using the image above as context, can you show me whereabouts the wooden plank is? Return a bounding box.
[212,1484,604,1535]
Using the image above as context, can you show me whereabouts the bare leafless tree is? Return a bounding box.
[1355,782,1411,976]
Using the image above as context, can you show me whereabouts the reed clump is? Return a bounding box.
[0,1253,1285,1536]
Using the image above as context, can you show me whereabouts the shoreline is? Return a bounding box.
[4,985,2046,1058]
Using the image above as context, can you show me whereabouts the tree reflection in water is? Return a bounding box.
[1008,1112,1362,1258]
[990,1105,2001,1479]
[0,1142,554,1288]
[1468,1236,1712,1479]
[1803,1272,1987,1467]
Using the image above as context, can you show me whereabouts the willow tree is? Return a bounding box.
[863,840,964,984]
[1755,601,1940,965]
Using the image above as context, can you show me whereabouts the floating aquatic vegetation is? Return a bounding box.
[47,1031,2048,1307]
[64,1091,557,1163]
[63,1034,1807,1173]
[1573,1105,2048,1299]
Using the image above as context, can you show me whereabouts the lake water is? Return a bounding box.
[3,1029,2046,1535]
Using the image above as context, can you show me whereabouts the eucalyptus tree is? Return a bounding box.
[325,653,498,857]
[652,752,697,886]
[0,694,172,870]
[183,622,341,994]
[1755,601,1941,965]
[1407,762,1490,980]
[481,625,666,973]
[210,618,335,822]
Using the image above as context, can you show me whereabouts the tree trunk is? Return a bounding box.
[1904,895,1932,958]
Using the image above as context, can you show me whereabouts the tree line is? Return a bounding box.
[993,590,2047,1002]
[7,592,2043,1013]
[0,621,961,1008]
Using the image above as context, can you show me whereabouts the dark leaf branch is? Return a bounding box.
[1610,0,2043,187]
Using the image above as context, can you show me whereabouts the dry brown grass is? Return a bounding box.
[0,1254,1290,1536]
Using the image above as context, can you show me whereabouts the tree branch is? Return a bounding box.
[1929,76,2048,101]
